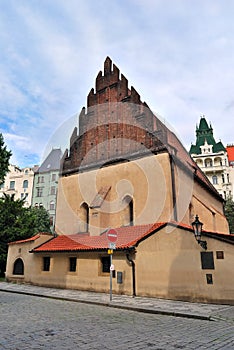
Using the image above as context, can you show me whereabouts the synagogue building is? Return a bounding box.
[6,57,234,304]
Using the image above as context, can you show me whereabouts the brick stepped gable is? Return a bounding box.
[61,57,220,198]
[62,57,168,175]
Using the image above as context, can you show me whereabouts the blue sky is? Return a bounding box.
[1,0,234,167]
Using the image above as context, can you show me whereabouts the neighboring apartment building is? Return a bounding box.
[0,164,38,207]
[226,144,234,199]
[189,117,232,200]
[31,148,62,230]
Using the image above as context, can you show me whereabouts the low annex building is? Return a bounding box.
[6,57,234,304]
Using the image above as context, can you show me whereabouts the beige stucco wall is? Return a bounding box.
[6,234,53,282]
[136,226,234,303]
[6,226,234,304]
[171,159,229,233]
[56,152,229,236]
[27,252,133,295]
[56,153,174,236]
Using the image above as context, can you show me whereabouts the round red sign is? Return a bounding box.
[107,228,118,243]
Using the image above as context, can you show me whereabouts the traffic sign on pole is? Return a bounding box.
[106,229,118,302]
[107,228,118,243]
[109,242,116,250]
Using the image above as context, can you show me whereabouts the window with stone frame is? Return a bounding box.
[10,181,15,190]
[50,186,56,195]
[212,175,218,185]
[36,187,43,197]
[23,180,28,188]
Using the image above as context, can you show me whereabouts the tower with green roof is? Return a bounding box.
[190,116,231,200]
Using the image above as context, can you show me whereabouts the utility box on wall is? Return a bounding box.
[117,271,123,284]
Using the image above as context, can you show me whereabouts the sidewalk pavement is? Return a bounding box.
[0,281,233,322]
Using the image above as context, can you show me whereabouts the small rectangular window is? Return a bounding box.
[36,187,43,197]
[43,257,50,271]
[69,257,77,272]
[50,186,56,195]
[10,181,15,190]
[52,174,56,182]
[101,256,110,273]
[206,274,213,285]
[216,251,224,259]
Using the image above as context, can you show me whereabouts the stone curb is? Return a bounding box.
[0,287,212,321]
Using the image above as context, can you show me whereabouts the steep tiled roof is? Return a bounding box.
[31,222,234,253]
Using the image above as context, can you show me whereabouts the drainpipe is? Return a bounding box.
[126,251,136,297]
[170,154,178,222]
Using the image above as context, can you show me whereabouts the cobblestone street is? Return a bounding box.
[0,291,234,349]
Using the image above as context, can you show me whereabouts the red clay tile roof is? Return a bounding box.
[227,145,234,162]
[8,233,52,245]
[32,223,166,252]
[31,222,234,253]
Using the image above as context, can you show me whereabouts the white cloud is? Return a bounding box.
[0,0,234,167]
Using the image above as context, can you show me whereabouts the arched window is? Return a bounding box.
[212,175,218,185]
[23,180,28,189]
[13,258,24,275]
[189,202,194,222]
[50,200,55,210]
[79,203,89,232]
[222,174,225,183]
[122,196,134,226]
[205,158,212,167]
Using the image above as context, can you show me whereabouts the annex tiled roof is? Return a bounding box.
[31,222,234,253]
[32,223,166,252]
[8,233,52,245]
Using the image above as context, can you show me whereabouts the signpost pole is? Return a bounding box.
[110,253,113,302]
[107,229,118,303]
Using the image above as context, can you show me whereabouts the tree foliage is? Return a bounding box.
[0,133,12,185]
[0,194,52,276]
[224,196,234,234]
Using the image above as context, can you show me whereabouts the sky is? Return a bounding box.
[1,0,234,168]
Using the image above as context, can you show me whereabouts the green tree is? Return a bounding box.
[0,194,52,276]
[0,133,12,184]
[224,196,234,234]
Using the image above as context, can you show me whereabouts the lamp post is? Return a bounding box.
[192,215,207,250]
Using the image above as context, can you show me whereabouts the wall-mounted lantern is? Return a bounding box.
[192,215,207,250]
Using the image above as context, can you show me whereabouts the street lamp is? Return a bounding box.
[192,215,207,250]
